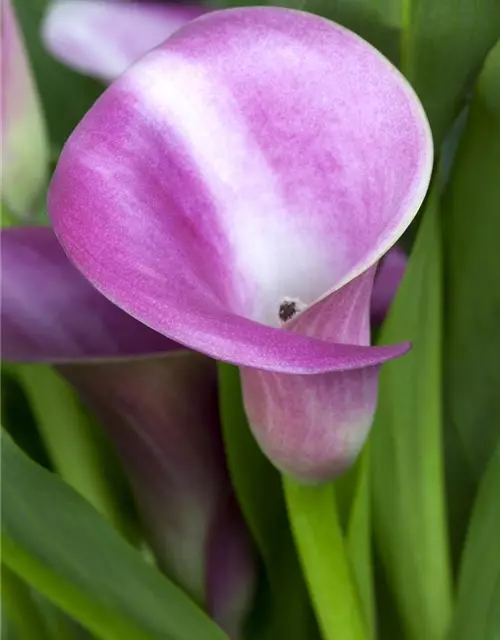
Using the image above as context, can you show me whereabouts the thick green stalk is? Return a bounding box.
[283,477,367,640]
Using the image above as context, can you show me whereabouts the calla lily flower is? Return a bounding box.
[48,7,433,482]
[42,0,207,82]
[1,0,48,216]
[1,225,256,637]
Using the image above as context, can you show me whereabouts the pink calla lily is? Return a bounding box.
[1,226,256,637]
[42,0,207,82]
[48,7,433,481]
[1,0,48,216]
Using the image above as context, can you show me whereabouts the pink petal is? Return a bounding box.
[1,226,175,362]
[42,0,207,82]
[49,8,431,374]
[371,246,407,324]
[48,8,432,479]
[1,0,48,215]
[241,269,382,482]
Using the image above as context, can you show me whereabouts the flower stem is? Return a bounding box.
[1,201,18,227]
[16,364,131,536]
[1,565,51,640]
[283,477,367,640]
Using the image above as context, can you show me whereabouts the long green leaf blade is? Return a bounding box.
[443,40,500,486]
[448,441,500,640]
[1,565,51,640]
[402,0,500,145]
[371,190,453,640]
[442,40,500,558]
[1,430,227,640]
[345,452,374,638]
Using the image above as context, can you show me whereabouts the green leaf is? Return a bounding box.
[402,0,500,145]
[1,615,18,640]
[218,363,283,561]
[1,430,227,640]
[15,365,135,540]
[1,366,52,470]
[13,0,104,150]
[442,41,500,558]
[217,364,316,640]
[448,440,500,640]
[371,189,453,640]
[1,565,51,640]
[345,452,375,638]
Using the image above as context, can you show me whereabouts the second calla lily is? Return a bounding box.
[48,7,433,482]
[1,226,256,637]
[42,0,207,82]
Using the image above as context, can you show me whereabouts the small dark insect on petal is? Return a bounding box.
[279,300,298,322]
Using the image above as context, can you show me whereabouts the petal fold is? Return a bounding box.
[241,270,382,481]
[49,7,431,373]
[1,227,175,362]
[42,0,206,81]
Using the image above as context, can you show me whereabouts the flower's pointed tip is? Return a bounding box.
[389,339,412,357]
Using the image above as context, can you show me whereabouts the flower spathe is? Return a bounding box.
[1,0,48,216]
[1,226,256,635]
[42,0,206,82]
[48,7,433,481]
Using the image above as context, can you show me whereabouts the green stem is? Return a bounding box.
[1,201,18,228]
[345,451,375,639]
[16,364,128,535]
[283,477,367,640]
[1,564,51,640]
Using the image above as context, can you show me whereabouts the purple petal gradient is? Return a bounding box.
[60,356,256,631]
[206,492,257,638]
[371,246,407,325]
[49,8,431,373]
[1,0,48,215]
[48,8,432,479]
[1,227,174,362]
[42,0,207,82]
[1,225,256,634]
[241,269,380,482]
